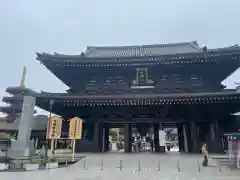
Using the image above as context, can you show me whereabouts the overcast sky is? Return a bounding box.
[1,0,240,116]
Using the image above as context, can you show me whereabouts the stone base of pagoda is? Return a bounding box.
[8,140,36,168]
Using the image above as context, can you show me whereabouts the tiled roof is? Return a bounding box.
[209,44,240,52]
[36,42,240,60]
[5,86,37,95]
[84,41,201,57]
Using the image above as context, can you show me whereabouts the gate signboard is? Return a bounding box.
[68,116,83,160]
[46,116,63,139]
[68,116,83,139]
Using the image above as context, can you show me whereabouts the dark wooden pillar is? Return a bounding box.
[124,123,132,153]
[99,123,104,152]
[154,124,160,152]
[182,123,189,152]
[190,121,198,153]
[187,123,193,152]
[208,120,223,153]
[104,124,110,152]
[196,125,201,153]
[178,125,184,152]
[93,121,103,152]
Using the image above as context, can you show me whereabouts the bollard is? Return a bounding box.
[65,160,68,171]
[177,160,180,172]
[48,159,50,170]
[119,159,123,170]
[101,160,104,171]
[137,160,141,171]
[156,159,160,171]
[217,160,222,172]
[197,160,200,172]
[83,159,87,170]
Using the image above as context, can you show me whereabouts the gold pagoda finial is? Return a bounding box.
[20,65,27,87]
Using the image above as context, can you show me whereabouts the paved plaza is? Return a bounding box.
[1,152,240,180]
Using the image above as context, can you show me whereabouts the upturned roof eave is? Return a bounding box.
[34,91,240,101]
[36,51,202,62]
[5,86,38,95]
[36,47,240,63]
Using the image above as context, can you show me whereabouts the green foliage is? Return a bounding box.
[49,155,57,163]
[28,159,41,164]
[109,129,118,138]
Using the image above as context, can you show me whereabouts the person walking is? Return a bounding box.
[150,138,154,152]
[201,142,208,166]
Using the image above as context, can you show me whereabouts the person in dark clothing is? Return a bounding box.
[167,145,171,151]
[150,139,154,152]
[201,142,208,166]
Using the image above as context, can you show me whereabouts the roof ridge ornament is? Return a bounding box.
[20,65,27,88]
[189,41,200,49]
[202,46,208,54]
[235,82,240,92]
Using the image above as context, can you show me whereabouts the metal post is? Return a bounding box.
[217,160,222,172]
[65,160,68,171]
[101,160,104,171]
[119,159,123,170]
[137,159,141,171]
[177,160,180,172]
[157,159,160,171]
[83,159,87,170]
[44,100,54,166]
[48,159,50,170]
[197,160,200,172]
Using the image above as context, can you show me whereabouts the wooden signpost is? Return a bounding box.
[68,116,83,160]
[46,116,83,160]
[46,116,63,155]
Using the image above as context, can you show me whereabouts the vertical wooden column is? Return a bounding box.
[98,123,104,152]
[124,123,132,153]
[209,120,223,153]
[190,121,198,153]
[182,124,188,153]
[100,123,104,152]
[196,125,201,152]
[104,125,110,152]
[177,125,184,152]
[154,124,160,152]
[93,121,100,152]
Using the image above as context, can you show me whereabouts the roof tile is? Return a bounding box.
[84,41,201,57]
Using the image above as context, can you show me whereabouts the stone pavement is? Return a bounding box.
[1,152,240,180]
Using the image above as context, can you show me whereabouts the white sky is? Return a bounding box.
[1,0,240,116]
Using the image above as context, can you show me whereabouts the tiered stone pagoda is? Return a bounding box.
[0,67,46,138]
[3,41,240,153]
[0,66,37,122]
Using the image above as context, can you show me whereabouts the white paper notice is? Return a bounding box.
[159,130,166,146]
